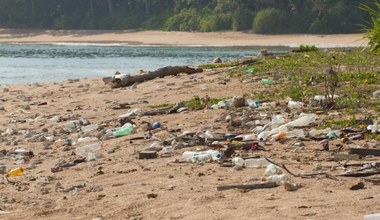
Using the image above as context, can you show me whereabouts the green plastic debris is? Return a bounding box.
[261,79,271,85]
[246,67,255,74]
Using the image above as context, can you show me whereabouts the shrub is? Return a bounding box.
[360,1,380,53]
[163,8,200,31]
[253,8,289,34]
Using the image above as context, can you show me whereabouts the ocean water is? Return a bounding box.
[0,43,290,85]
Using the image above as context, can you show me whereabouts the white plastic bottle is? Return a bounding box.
[244,157,271,168]
[205,150,222,161]
[264,164,282,176]
[182,151,211,163]
[232,157,245,168]
[267,174,291,185]
[77,137,99,144]
[81,124,99,132]
[75,143,101,156]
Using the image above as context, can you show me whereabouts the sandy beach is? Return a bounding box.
[0,29,368,47]
[0,30,379,220]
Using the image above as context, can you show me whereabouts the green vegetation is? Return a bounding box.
[184,96,229,110]
[0,0,375,34]
[299,45,319,52]
[226,48,380,112]
[149,103,174,109]
[360,1,380,53]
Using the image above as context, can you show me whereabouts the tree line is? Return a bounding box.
[0,0,375,34]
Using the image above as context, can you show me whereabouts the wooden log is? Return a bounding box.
[349,147,380,156]
[217,182,278,191]
[108,66,203,88]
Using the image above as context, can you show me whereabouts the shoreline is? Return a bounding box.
[0,29,369,47]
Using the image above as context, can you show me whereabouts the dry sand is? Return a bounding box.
[0,29,368,47]
[0,30,379,220]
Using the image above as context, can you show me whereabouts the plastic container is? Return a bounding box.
[182,150,221,163]
[244,157,271,168]
[367,124,378,133]
[232,157,245,168]
[270,129,305,141]
[205,150,222,161]
[309,128,331,137]
[264,164,282,176]
[257,131,270,142]
[267,174,290,185]
[152,121,161,129]
[81,124,98,132]
[65,121,78,129]
[233,133,257,141]
[160,146,173,155]
[0,164,6,174]
[182,151,211,163]
[285,114,317,128]
[261,79,271,85]
[113,123,133,137]
[287,101,305,110]
[364,213,380,220]
[77,137,99,144]
[75,143,101,156]
[8,167,24,177]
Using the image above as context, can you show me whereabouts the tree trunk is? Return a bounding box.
[106,66,203,89]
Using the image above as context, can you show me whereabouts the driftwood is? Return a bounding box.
[349,147,380,156]
[217,182,278,191]
[104,66,203,88]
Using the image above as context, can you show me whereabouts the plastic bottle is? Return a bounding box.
[81,124,98,132]
[182,151,211,163]
[287,101,305,110]
[270,129,305,141]
[264,164,282,176]
[232,157,245,168]
[367,124,378,133]
[267,174,290,185]
[233,133,257,141]
[205,150,222,161]
[8,167,24,177]
[160,146,173,155]
[285,114,317,127]
[77,137,99,144]
[257,131,271,142]
[113,123,133,137]
[244,157,271,168]
[65,121,78,129]
[75,143,101,156]
[261,79,271,85]
[309,128,331,137]
[364,213,380,220]
[0,164,6,174]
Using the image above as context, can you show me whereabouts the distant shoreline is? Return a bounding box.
[0,29,368,48]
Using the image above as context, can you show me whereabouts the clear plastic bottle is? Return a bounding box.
[287,101,305,110]
[81,124,98,132]
[182,151,211,163]
[77,137,99,144]
[113,123,133,137]
[232,157,245,168]
[264,164,282,176]
[205,150,222,161]
[0,164,6,174]
[267,174,290,185]
[285,114,317,127]
[8,167,24,177]
[75,143,101,156]
[244,157,271,168]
